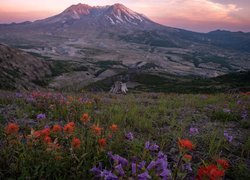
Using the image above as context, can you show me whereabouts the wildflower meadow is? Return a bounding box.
[0,91,249,179]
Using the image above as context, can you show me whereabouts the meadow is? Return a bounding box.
[0,91,249,179]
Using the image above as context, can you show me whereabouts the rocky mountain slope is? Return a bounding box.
[0,44,51,90]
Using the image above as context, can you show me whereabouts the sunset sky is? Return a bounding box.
[0,0,249,32]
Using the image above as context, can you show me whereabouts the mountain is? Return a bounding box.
[0,3,249,91]
[0,3,162,35]
[0,44,51,90]
[37,3,155,28]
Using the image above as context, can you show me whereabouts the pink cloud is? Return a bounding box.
[130,0,248,31]
[133,0,241,22]
[0,11,55,23]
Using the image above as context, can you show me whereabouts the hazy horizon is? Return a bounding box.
[0,0,250,33]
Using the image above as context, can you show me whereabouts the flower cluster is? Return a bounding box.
[91,150,171,179]
[197,164,224,180]
[30,122,81,150]
[79,113,120,149]
[146,151,171,179]
[4,112,119,153]
[197,159,229,180]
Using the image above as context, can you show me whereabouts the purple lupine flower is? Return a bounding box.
[157,151,167,159]
[138,171,151,180]
[241,110,248,119]
[155,158,168,171]
[224,132,233,142]
[90,166,102,175]
[100,169,118,180]
[189,127,199,135]
[183,163,192,172]
[227,136,233,142]
[100,169,110,177]
[90,163,103,177]
[155,151,171,178]
[237,100,241,105]
[115,164,125,176]
[132,163,137,175]
[149,143,159,151]
[105,172,118,180]
[145,141,150,150]
[223,108,231,113]
[111,155,128,167]
[147,160,156,170]
[118,156,128,167]
[110,154,118,162]
[138,161,146,170]
[160,168,171,178]
[37,113,46,119]
[107,151,113,158]
[125,132,134,141]
[145,141,159,151]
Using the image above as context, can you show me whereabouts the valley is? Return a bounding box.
[0,3,249,92]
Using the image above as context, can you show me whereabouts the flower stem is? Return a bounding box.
[173,153,183,180]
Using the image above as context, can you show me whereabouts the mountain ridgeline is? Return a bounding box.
[0,3,249,91]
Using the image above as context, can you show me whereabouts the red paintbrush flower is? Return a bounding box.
[71,137,81,149]
[197,164,225,180]
[91,124,102,136]
[64,122,75,134]
[80,113,90,124]
[98,138,106,147]
[109,124,118,132]
[178,139,194,150]
[183,154,192,161]
[5,123,19,134]
[43,136,52,144]
[216,159,229,170]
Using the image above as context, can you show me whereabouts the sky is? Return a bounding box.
[0,0,249,32]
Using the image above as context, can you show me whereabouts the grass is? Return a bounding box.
[0,91,249,179]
